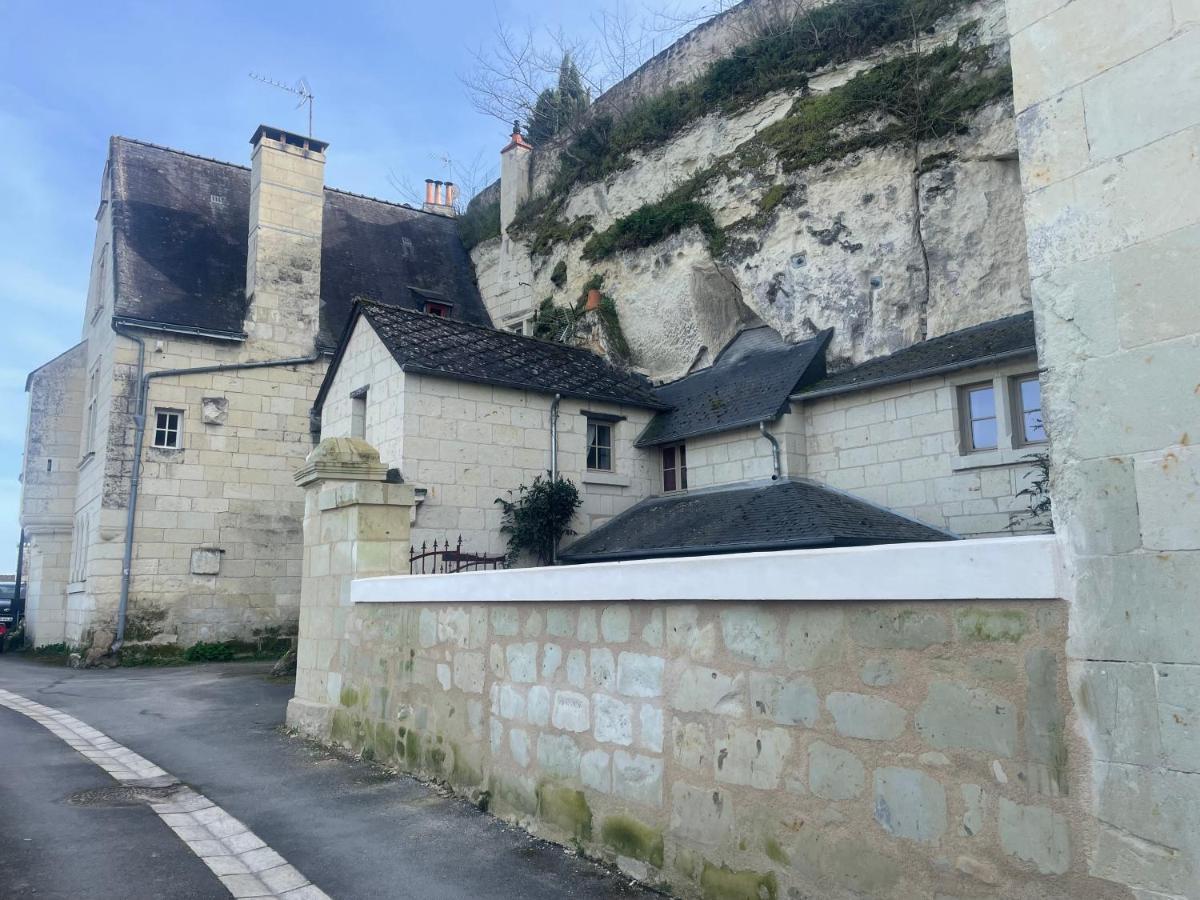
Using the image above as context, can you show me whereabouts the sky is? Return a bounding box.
[0,0,710,571]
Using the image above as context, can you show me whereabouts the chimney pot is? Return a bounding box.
[424,179,435,205]
[445,182,456,207]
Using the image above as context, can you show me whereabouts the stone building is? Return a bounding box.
[19,125,489,649]
[317,298,1045,564]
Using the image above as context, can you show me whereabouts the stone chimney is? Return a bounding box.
[245,125,328,355]
[492,121,536,325]
[499,120,532,234]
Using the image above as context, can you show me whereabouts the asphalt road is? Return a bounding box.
[0,657,655,900]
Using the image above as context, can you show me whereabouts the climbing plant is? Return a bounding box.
[496,474,582,565]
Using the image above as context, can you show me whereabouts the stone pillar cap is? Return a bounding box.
[295,436,389,486]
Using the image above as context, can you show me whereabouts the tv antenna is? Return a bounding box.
[432,150,453,175]
[249,73,315,136]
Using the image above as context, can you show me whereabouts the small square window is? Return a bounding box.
[1013,375,1046,445]
[152,410,182,449]
[586,421,613,471]
[662,443,688,493]
[424,301,451,318]
[960,383,997,452]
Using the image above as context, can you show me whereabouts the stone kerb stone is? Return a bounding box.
[286,437,413,741]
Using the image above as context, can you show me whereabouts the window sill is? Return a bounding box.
[950,447,1045,471]
[67,582,86,595]
[582,471,630,487]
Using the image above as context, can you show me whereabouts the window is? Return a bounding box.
[662,444,688,493]
[90,250,108,323]
[424,301,451,318]
[152,409,182,449]
[586,420,613,471]
[1013,375,1046,445]
[960,383,997,451]
[84,359,101,456]
[505,314,535,336]
[350,387,367,440]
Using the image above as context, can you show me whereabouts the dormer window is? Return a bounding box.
[424,301,450,318]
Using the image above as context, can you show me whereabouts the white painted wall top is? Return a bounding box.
[352,534,1060,604]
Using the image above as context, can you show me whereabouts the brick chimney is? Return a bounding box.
[245,125,328,355]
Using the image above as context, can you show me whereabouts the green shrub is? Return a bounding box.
[550,260,568,288]
[582,192,724,262]
[496,475,582,565]
[528,215,593,257]
[457,197,501,250]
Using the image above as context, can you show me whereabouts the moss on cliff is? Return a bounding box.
[510,0,975,249]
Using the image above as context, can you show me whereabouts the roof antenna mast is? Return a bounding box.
[248,72,315,137]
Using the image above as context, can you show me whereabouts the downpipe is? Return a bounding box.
[759,420,781,480]
[113,324,321,651]
[549,393,562,565]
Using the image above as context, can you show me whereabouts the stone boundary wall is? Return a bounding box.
[287,438,1117,900]
[311,596,1132,899]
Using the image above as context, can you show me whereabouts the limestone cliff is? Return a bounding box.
[470,0,1029,381]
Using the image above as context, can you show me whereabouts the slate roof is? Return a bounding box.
[559,479,953,562]
[318,300,668,410]
[108,136,491,349]
[635,326,833,447]
[794,312,1036,401]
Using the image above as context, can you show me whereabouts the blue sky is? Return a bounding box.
[0,0,706,571]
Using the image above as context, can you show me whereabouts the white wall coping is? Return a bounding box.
[352,535,1061,604]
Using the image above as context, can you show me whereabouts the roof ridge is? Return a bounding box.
[915,310,1034,343]
[111,136,449,217]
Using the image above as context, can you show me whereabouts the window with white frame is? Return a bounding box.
[1012,375,1046,445]
[662,443,688,492]
[504,314,535,336]
[84,359,101,457]
[586,419,613,472]
[152,409,182,449]
[959,382,998,452]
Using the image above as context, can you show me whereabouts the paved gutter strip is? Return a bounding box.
[0,688,330,900]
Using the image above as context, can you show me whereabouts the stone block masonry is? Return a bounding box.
[288,445,1122,900]
[307,596,1131,898]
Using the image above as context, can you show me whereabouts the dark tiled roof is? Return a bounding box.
[635,326,832,447]
[560,479,953,562]
[336,300,668,410]
[795,312,1036,401]
[108,137,491,349]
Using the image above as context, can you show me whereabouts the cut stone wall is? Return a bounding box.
[295,576,1121,896]
[289,446,1117,897]
[1006,0,1200,894]
[319,318,656,560]
[803,357,1048,536]
[20,342,86,646]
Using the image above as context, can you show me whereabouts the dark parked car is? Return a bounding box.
[0,582,20,648]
